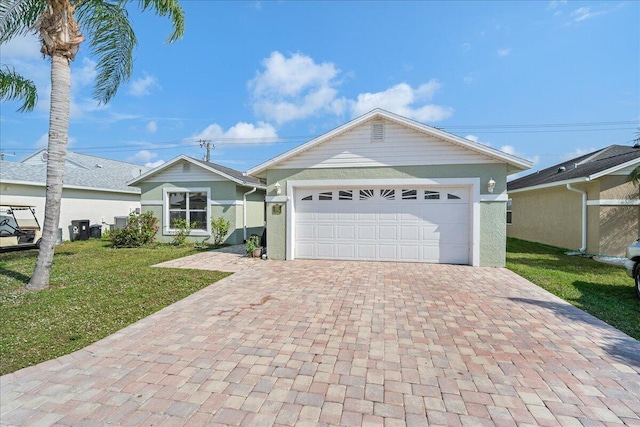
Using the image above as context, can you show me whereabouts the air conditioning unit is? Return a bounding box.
[114,216,128,229]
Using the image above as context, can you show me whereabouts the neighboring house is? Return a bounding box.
[0,149,147,241]
[128,155,266,245]
[507,144,640,256]
[247,109,532,267]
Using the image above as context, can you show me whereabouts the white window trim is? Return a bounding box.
[285,178,481,267]
[506,199,513,225]
[163,187,211,236]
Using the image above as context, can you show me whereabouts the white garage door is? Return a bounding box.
[294,186,470,264]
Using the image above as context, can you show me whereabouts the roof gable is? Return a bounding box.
[248,109,532,177]
[128,155,265,188]
[508,144,640,192]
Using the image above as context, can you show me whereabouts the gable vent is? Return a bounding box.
[371,122,384,142]
[183,163,191,173]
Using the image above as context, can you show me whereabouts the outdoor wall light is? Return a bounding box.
[487,177,496,193]
[274,181,281,195]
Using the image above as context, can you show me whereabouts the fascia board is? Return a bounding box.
[508,177,589,194]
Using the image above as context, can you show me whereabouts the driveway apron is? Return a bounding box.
[2,259,639,426]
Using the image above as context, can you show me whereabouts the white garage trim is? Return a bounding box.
[286,178,480,266]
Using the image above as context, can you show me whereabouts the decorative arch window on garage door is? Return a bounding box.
[298,188,467,203]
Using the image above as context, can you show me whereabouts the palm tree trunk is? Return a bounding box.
[27,54,70,290]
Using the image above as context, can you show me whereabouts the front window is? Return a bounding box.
[167,190,208,232]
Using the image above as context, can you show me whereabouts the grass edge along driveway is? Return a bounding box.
[0,240,230,375]
[506,237,639,341]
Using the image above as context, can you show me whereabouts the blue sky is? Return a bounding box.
[1,0,638,176]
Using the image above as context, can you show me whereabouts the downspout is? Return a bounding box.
[566,183,587,252]
[243,187,257,242]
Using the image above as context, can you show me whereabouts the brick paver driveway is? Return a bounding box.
[2,260,639,426]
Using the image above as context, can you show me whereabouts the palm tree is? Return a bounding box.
[0,0,184,290]
[0,65,38,111]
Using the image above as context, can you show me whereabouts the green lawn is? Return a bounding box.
[506,237,640,341]
[0,240,230,375]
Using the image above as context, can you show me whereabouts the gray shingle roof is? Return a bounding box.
[507,145,640,191]
[186,157,264,186]
[1,151,149,193]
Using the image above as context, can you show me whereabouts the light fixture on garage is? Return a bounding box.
[274,181,281,195]
[487,177,496,193]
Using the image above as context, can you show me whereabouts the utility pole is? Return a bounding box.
[199,139,213,162]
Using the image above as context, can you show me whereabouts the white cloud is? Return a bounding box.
[250,51,345,124]
[349,82,453,123]
[249,51,453,125]
[497,48,511,57]
[548,0,567,10]
[463,72,477,85]
[128,150,159,164]
[500,145,516,155]
[72,58,97,89]
[562,147,596,161]
[191,121,278,144]
[145,160,165,168]
[1,35,42,61]
[147,121,158,133]
[128,73,160,97]
[465,135,479,143]
[571,7,600,22]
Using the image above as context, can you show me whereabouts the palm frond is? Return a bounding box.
[76,0,136,103]
[0,65,38,112]
[0,0,45,44]
[137,0,185,43]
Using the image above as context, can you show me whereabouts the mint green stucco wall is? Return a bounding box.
[137,181,264,245]
[264,164,508,266]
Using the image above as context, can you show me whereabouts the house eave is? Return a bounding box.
[0,179,141,194]
[508,177,589,194]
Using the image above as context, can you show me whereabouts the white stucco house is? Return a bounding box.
[0,149,147,241]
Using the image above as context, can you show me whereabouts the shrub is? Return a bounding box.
[210,217,231,246]
[110,211,159,248]
[171,218,195,246]
[245,234,260,256]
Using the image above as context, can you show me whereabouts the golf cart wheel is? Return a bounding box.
[635,263,640,299]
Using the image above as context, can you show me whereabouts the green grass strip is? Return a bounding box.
[0,240,230,375]
[506,238,640,341]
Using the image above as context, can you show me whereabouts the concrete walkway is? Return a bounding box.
[2,254,639,426]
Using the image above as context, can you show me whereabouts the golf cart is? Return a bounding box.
[0,205,43,251]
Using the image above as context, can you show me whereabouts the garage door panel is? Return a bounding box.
[297,243,315,258]
[378,245,398,260]
[400,225,420,240]
[317,243,334,257]
[295,186,471,264]
[297,224,315,239]
[337,244,355,258]
[357,212,377,221]
[357,245,376,259]
[337,225,355,239]
[317,225,334,239]
[317,212,334,220]
[358,225,376,240]
[400,245,420,261]
[336,212,356,221]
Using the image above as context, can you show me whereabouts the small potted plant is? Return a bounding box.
[246,234,261,257]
